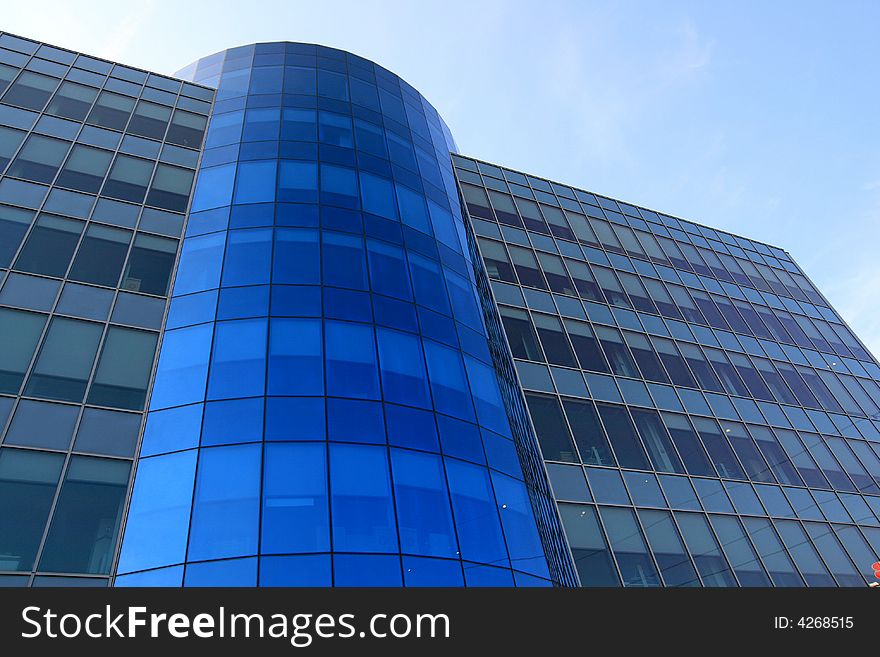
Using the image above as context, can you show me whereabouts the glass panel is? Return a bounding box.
[55,145,113,193]
[68,224,131,286]
[0,308,46,394]
[25,317,103,402]
[38,457,130,574]
[87,327,157,409]
[558,503,619,586]
[674,512,738,586]
[261,443,329,554]
[598,506,660,586]
[708,514,771,586]
[0,449,64,571]
[637,508,700,587]
[122,233,177,296]
[7,134,69,183]
[330,444,397,553]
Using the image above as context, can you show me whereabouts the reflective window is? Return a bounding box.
[0,308,46,394]
[38,457,130,574]
[68,224,131,286]
[558,504,619,586]
[0,449,64,571]
[122,233,177,296]
[87,327,157,409]
[25,317,102,402]
[87,91,135,130]
[7,134,69,183]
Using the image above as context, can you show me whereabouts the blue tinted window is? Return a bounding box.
[318,69,348,101]
[280,108,316,141]
[207,319,267,399]
[359,171,397,219]
[242,107,280,141]
[184,557,257,587]
[283,66,316,95]
[491,472,550,577]
[222,228,271,286]
[391,449,457,558]
[117,450,197,573]
[273,228,319,284]
[385,403,439,451]
[260,555,331,586]
[191,163,235,212]
[267,318,323,395]
[319,163,358,208]
[377,328,431,408]
[367,239,412,300]
[265,397,325,441]
[201,397,263,446]
[141,404,202,456]
[262,443,329,553]
[149,324,213,409]
[396,183,430,233]
[445,458,508,566]
[325,321,380,399]
[464,356,510,435]
[403,556,463,586]
[322,231,367,289]
[277,160,317,202]
[409,253,451,314]
[233,160,276,204]
[334,554,402,586]
[424,340,475,421]
[318,111,353,147]
[188,444,261,561]
[330,444,397,552]
[172,232,225,295]
[205,111,243,148]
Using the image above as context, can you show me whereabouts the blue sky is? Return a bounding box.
[6,0,880,355]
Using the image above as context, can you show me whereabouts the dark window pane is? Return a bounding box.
[122,233,178,296]
[708,514,771,586]
[638,509,700,587]
[14,214,84,277]
[0,449,64,571]
[631,408,684,474]
[558,504,620,586]
[662,413,716,477]
[596,326,639,377]
[562,398,614,466]
[565,320,610,373]
[525,393,577,462]
[0,125,27,170]
[88,327,158,409]
[599,506,661,586]
[38,457,130,574]
[533,314,576,367]
[674,512,738,587]
[0,205,34,267]
[69,225,131,286]
[596,403,649,469]
[499,307,542,361]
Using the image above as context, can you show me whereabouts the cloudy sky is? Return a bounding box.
[6,0,880,355]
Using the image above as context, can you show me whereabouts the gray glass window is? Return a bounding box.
[0,309,46,394]
[55,145,113,193]
[68,225,131,287]
[86,91,135,130]
[7,134,70,183]
[0,125,26,170]
[87,327,157,410]
[14,214,84,277]
[102,154,153,203]
[0,449,64,571]
[2,71,60,110]
[45,81,98,121]
[24,317,103,402]
[38,456,130,574]
[0,205,34,267]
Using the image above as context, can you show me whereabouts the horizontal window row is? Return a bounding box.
[503,307,880,418]
[527,394,880,496]
[117,442,548,580]
[560,503,880,587]
[478,235,864,359]
[172,227,478,324]
[0,397,141,456]
[1,209,177,294]
[453,154,791,269]
[151,317,511,435]
[549,464,880,526]
[1,134,196,210]
[0,62,211,133]
[0,309,158,409]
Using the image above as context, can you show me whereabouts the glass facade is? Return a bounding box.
[453,153,880,587]
[0,32,212,587]
[2,31,878,589]
[114,42,574,588]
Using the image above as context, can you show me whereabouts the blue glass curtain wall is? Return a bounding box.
[116,42,572,587]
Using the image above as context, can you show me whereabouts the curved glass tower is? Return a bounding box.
[114,42,577,587]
